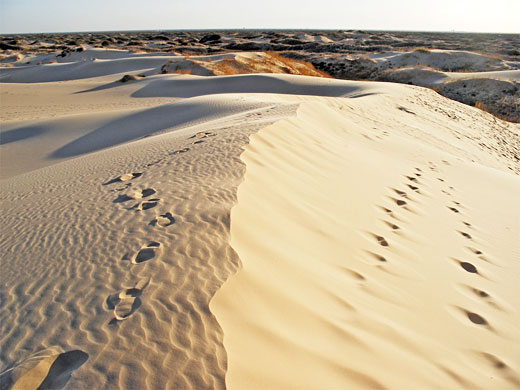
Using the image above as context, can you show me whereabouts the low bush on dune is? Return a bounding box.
[160,52,332,78]
[262,52,332,78]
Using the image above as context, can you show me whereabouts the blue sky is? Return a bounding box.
[1,0,519,34]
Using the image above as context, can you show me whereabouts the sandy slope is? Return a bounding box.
[212,89,520,389]
[1,62,520,389]
[0,100,295,389]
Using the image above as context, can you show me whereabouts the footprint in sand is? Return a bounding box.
[467,247,483,255]
[150,212,176,227]
[146,159,164,167]
[392,188,408,198]
[107,279,149,322]
[456,260,479,274]
[188,131,215,140]
[478,353,520,386]
[103,172,142,186]
[406,184,421,193]
[366,251,388,263]
[384,221,400,230]
[360,251,388,266]
[448,206,459,213]
[127,242,161,264]
[459,231,473,240]
[470,287,491,299]
[169,147,190,155]
[374,235,389,247]
[464,309,489,326]
[394,198,407,206]
[134,198,160,211]
[114,188,156,203]
[342,267,366,282]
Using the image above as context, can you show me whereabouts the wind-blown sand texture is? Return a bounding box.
[1,49,520,389]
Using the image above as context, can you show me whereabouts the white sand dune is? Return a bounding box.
[1,52,520,389]
[366,49,515,72]
[212,92,520,389]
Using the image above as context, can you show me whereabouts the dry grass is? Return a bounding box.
[162,52,334,78]
[212,57,241,75]
[265,52,333,78]
[174,69,192,75]
[475,100,520,123]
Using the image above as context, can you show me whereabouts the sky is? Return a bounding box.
[1,0,519,34]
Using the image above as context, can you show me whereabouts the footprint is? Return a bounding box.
[391,197,407,206]
[448,206,459,213]
[116,188,156,204]
[459,231,472,240]
[465,310,488,326]
[392,188,408,198]
[406,176,418,182]
[463,221,472,227]
[407,184,419,191]
[364,251,387,263]
[342,267,366,281]
[458,260,479,274]
[193,140,205,145]
[378,206,393,214]
[107,279,149,321]
[146,159,163,167]
[113,289,142,320]
[135,198,160,211]
[129,188,156,199]
[113,183,133,192]
[466,247,483,255]
[478,353,520,386]
[131,242,161,264]
[384,221,400,230]
[104,172,142,185]
[397,106,416,115]
[170,147,190,155]
[471,287,490,298]
[374,235,389,247]
[188,131,215,139]
[150,212,176,227]
[113,194,133,203]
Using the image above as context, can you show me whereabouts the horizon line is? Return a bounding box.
[1,28,519,35]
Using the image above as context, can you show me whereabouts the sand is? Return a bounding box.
[1,51,520,389]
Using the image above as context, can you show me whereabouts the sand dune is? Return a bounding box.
[212,91,520,389]
[1,52,520,389]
